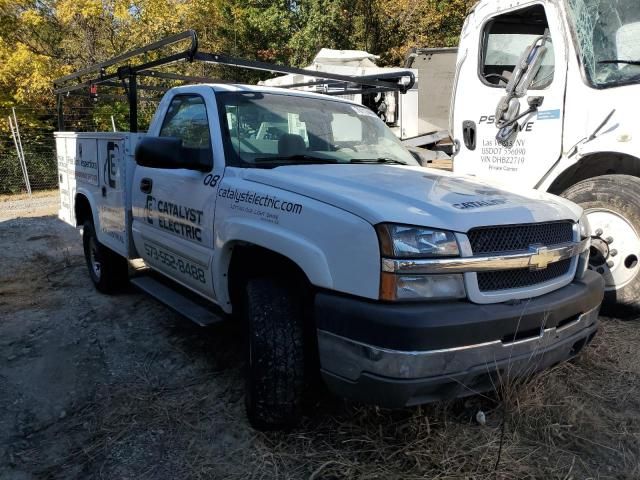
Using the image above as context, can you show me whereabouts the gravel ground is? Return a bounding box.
[0,205,639,479]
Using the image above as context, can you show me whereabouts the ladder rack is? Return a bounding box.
[53,30,415,132]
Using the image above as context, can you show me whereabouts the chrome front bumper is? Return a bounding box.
[315,271,604,407]
[318,306,599,383]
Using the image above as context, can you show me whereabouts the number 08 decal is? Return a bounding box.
[204,174,220,188]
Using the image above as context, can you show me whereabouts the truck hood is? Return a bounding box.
[243,165,581,232]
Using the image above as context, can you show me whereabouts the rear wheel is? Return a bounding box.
[562,175,640,315]
[243,277,306,430]
[82,220,128,294]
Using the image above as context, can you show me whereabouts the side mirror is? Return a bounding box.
[495,32,549,128]
[514,41,548,97]
[505,32,549,98]
[495,97,521,127]
[135,136,211,172]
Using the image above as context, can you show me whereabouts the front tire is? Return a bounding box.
[82,220,128,294]
[243,277,306,430]
[562,175,640,315]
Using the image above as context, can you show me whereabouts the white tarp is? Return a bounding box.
[260,48,411,89]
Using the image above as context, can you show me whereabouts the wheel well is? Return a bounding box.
[74,194,92,227]
[548,152,640,194]
[227,244,312,311]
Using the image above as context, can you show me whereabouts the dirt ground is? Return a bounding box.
[0,191,58,222]
[1,203,640,479]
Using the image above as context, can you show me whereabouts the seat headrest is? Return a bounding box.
[278,133,306,156]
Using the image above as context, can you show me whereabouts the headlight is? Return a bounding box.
[376,224,459,258]
[579,212,591,239]
[376,223,465,301]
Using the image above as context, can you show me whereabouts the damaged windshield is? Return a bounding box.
[216,91,417,167]
[566,0,640,87]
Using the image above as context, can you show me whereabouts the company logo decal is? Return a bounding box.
[143,195,204,242]
[452,198,508,210]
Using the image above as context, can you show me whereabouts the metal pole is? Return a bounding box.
[12,109,32,195]
[8,116,31,196]
[111,115,117,132]
[10,113,30,195]
[56,94,63,131]
[129,73,138,132]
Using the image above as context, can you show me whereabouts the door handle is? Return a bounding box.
[462,120,476,151]
[140,177,153,194]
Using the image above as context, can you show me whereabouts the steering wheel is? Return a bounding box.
[485,73,510,84]
[334,145,357,152]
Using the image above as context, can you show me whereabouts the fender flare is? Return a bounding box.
[546,151,640,194]
[213,218,333,309]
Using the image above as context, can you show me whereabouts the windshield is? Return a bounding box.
[566,0,640,87]
[215,91,418,167]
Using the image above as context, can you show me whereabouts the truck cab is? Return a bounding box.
[451,0,640,313]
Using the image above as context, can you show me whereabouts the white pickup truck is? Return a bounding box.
[56,83,603,429]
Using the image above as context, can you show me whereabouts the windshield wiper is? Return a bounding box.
[254,154,337,164]
[349,157,409,165]
[598,59,640,66]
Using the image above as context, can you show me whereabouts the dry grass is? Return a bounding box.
[0,189,58,203]
[24,319,640,480]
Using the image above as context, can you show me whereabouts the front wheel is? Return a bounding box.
[243,277,306,430]
[562,175,640,315]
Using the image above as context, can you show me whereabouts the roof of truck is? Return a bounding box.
[168,83,363,105]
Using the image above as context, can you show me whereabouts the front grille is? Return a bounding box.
[477,258,572,292]
[468,222,574,254]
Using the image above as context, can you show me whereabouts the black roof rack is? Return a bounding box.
[53,30,415,132]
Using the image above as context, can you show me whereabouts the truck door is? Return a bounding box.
[452,3,567,188]
[131,91,223,300]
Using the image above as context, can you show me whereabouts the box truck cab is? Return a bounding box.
[451,0,640,313]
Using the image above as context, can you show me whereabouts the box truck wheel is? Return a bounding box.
[562,175,640,315]
[82,221,128,294]
[243,277,305,430]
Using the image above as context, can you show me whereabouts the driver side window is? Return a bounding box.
[160,95,211,150]
[480,4,555,89]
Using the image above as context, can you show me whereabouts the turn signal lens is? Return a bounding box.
[380,272,466,301]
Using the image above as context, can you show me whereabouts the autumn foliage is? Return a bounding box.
[0,0,474,192]
[0,0,475,107]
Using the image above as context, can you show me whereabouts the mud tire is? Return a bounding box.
[243,277,305,430]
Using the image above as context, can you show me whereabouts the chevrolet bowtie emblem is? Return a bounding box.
[528,245,557,271]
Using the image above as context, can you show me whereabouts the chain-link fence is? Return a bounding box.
[0,106,60,220]
[0,93,169,224]
[0,106,58,196]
